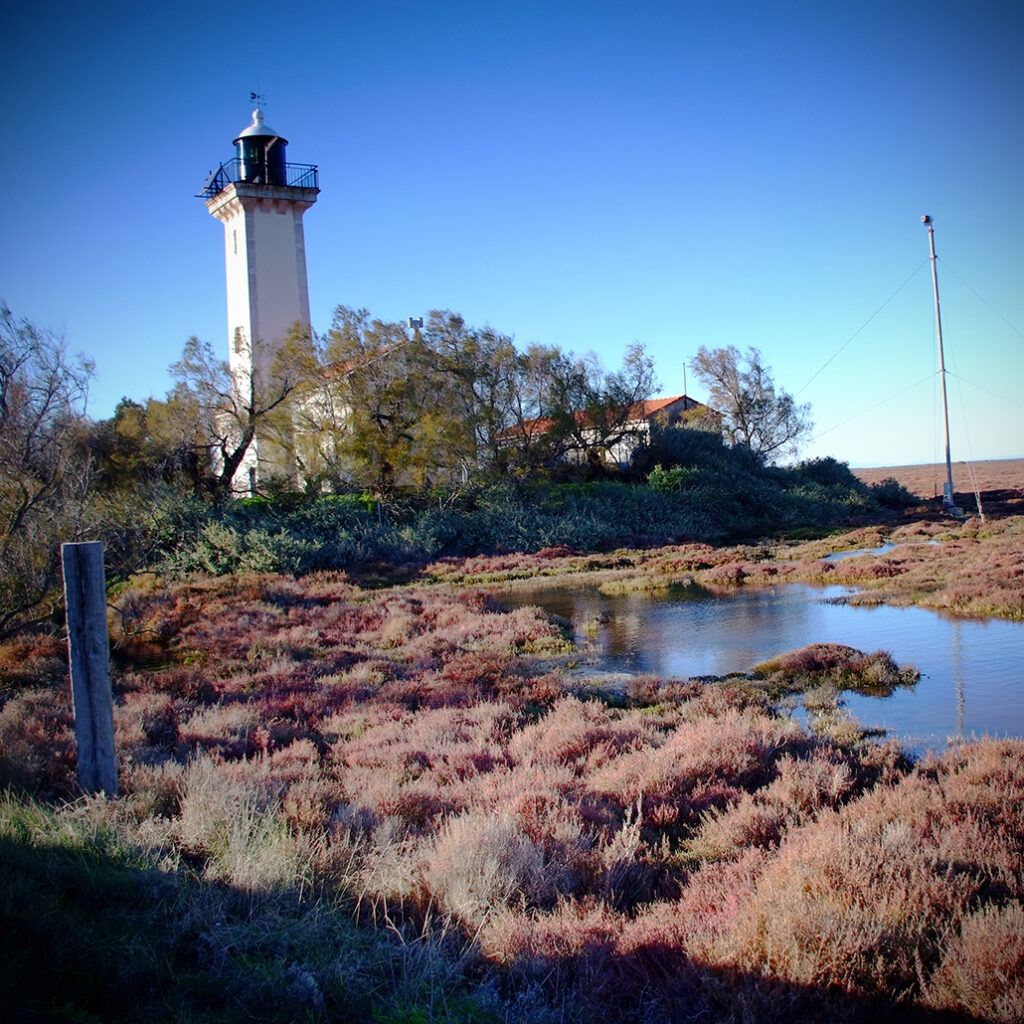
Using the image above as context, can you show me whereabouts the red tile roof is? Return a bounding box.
[501,395,699,438]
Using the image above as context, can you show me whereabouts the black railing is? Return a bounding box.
[198,159,319,198]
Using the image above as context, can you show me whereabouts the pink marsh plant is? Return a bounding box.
[2,556,1023,1022]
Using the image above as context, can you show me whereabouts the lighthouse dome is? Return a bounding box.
[234,108,289,145]
[233,108,289,185]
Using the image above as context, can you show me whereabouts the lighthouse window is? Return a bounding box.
[233,230,238,255]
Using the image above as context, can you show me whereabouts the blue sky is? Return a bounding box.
[3,0,1022,467]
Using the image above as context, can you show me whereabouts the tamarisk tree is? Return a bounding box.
[0,306,94,637]
[691,345,812,462]
[167,332,310,500]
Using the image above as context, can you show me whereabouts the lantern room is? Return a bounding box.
[233,108,288,186]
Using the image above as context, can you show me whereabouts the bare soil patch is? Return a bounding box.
[854,458,1024,497]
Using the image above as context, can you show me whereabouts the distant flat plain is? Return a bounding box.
[853,457,1024,497]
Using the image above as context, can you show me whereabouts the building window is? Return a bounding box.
[233,229,238,255]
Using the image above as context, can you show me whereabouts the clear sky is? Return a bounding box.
[3,0,1022,468]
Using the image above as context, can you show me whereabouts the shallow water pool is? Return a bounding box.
[499,582,1024,753]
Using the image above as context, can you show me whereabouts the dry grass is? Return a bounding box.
[923,901,1024,1022]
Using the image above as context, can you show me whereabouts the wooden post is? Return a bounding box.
[62,541,118,796]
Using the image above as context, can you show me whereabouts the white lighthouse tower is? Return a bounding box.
[200,101,319,493]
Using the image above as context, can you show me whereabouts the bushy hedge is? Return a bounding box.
[154,438,886,577]
[870,476,918,509]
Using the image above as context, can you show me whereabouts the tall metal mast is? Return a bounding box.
[922,215,959,513]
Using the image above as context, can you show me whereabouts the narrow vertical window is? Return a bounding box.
[233,229,238,255]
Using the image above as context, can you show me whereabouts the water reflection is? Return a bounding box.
[822,543,896,562]
[952,619,964,741]
[500,582,1024,752]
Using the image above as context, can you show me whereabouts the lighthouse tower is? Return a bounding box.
[199,103,319,492]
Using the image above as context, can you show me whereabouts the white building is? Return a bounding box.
[501,394,714,468]
[200,104,319,493]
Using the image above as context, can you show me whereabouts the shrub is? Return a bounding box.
[0,790,499,1024]
[795,456,863,490]
[752,643,919,697]
[0,634,66,690]
[167,521,322,575]
[0,687,77,797]
[146,459,895,582]
[423,810,569,927]
[924,901,1024,1022]
[645,463,696,494]
[871,476,917,509]
[3,548,1022,1022]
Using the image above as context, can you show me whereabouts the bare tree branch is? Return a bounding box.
[691,345,813,462]
[0,306,93,638]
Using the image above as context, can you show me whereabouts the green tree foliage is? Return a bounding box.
[284,341,352,495]
[80,397,202,494]
[73,398,212,582]
[421,310,523,478]
[421,327,660,482]
[0,306,93,637]
[691,345,813,462]
[316,307,659,494]
[322,307,458,496]
[870,475,917,509]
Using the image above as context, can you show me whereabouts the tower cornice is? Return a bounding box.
[206,181,319,222]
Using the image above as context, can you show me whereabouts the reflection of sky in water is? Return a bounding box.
[822,543,895,562]
[500,583,1024,753]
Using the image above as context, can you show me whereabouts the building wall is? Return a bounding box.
[243,199,311,372]
[212,188,312,382]
[220,203,254,389]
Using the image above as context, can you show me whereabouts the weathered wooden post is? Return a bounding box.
[62,541,118,796]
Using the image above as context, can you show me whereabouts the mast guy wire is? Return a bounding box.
[795,260,928,396]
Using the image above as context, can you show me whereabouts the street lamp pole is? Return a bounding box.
[922,215,959,513]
